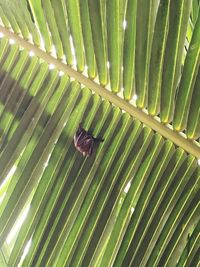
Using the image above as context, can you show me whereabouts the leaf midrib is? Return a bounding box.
[0,25,199,159]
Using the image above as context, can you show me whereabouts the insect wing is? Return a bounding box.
[81,136,94,156]
[74,129,86,147]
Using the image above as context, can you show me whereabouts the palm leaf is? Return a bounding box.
[0,1,199,267]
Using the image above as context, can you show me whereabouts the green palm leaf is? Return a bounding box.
[0,1,199,267]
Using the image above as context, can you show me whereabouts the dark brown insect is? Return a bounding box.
[74,124,103,156]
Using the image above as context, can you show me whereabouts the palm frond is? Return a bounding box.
[0,1,199,267]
